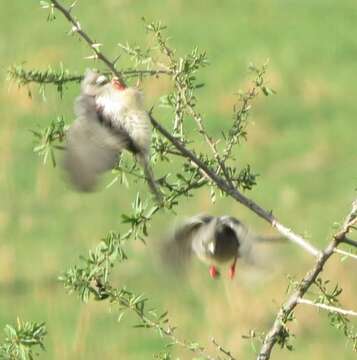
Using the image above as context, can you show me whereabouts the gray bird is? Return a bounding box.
[63,69,162,201]
[162,215,282,279]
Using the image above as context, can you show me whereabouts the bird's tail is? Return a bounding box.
[140,156,163,205]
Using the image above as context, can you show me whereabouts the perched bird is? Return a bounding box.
[63,69,162,201]
[161,215,283,279]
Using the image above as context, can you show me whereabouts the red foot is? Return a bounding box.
[209,265,219,279]
[229,258,237,279]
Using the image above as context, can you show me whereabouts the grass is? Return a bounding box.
[0,0,356,359]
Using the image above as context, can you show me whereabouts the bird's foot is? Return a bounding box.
[229,259,237,279]
[209,265,220,279]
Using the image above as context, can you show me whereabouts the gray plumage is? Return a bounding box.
[63,69,162,200]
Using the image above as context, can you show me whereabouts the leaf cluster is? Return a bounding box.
[314,278,357,351]
[0,320,46,360]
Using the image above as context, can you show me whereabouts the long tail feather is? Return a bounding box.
[141,156,163,204]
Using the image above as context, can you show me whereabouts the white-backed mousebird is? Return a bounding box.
[161,215,284,279]
[63,69,162,202]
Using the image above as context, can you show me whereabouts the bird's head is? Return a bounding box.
[81,69,107,96]
[81,70,128,97]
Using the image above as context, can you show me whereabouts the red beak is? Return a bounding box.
[112,79,126,91]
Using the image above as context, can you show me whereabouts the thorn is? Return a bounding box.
[40,1,50,9]
[209,265,219,279]
[84,54,98,60]
[148,106,155,116]
[68,25,78,35]
[69,0,78,12]
[91,43,102,50]
[113,55,121,65]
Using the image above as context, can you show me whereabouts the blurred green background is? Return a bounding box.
[0,0,356,359]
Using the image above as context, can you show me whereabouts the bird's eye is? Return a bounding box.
[95,75,108,86]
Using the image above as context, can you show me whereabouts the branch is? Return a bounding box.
[296,298,357,317]
[211,337,237,360]
[342,237,357,248]
[47,0,320,257]
[333,248,357,260]
[257,199,357,360]
[8,64,171,86]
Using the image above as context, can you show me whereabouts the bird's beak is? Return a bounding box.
[96,75,108,85]
[208,241,215,255]
[112,78,126,91]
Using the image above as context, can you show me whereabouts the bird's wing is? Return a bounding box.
[161,215,213,271]
[63,95,128,192]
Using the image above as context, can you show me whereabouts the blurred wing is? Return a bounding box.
[63,95,128,192]
[161,215,213,272]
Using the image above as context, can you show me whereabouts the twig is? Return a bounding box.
[211,337,237,360]
[187,104,232,184]
[122,69,172,77]
[272,222,319,256]
[333,248,357,260]
[342,237,357,248]
[93,285,218,360]
[129,304,217,360]
[296,298,357,317]
[9,67,171,84]
[257,199,357,360]
[222,85,258,162]
[48,0,320,257]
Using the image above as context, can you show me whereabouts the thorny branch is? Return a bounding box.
[211,337,237,360]
[7,64,171,87]
[257,200,357,360]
